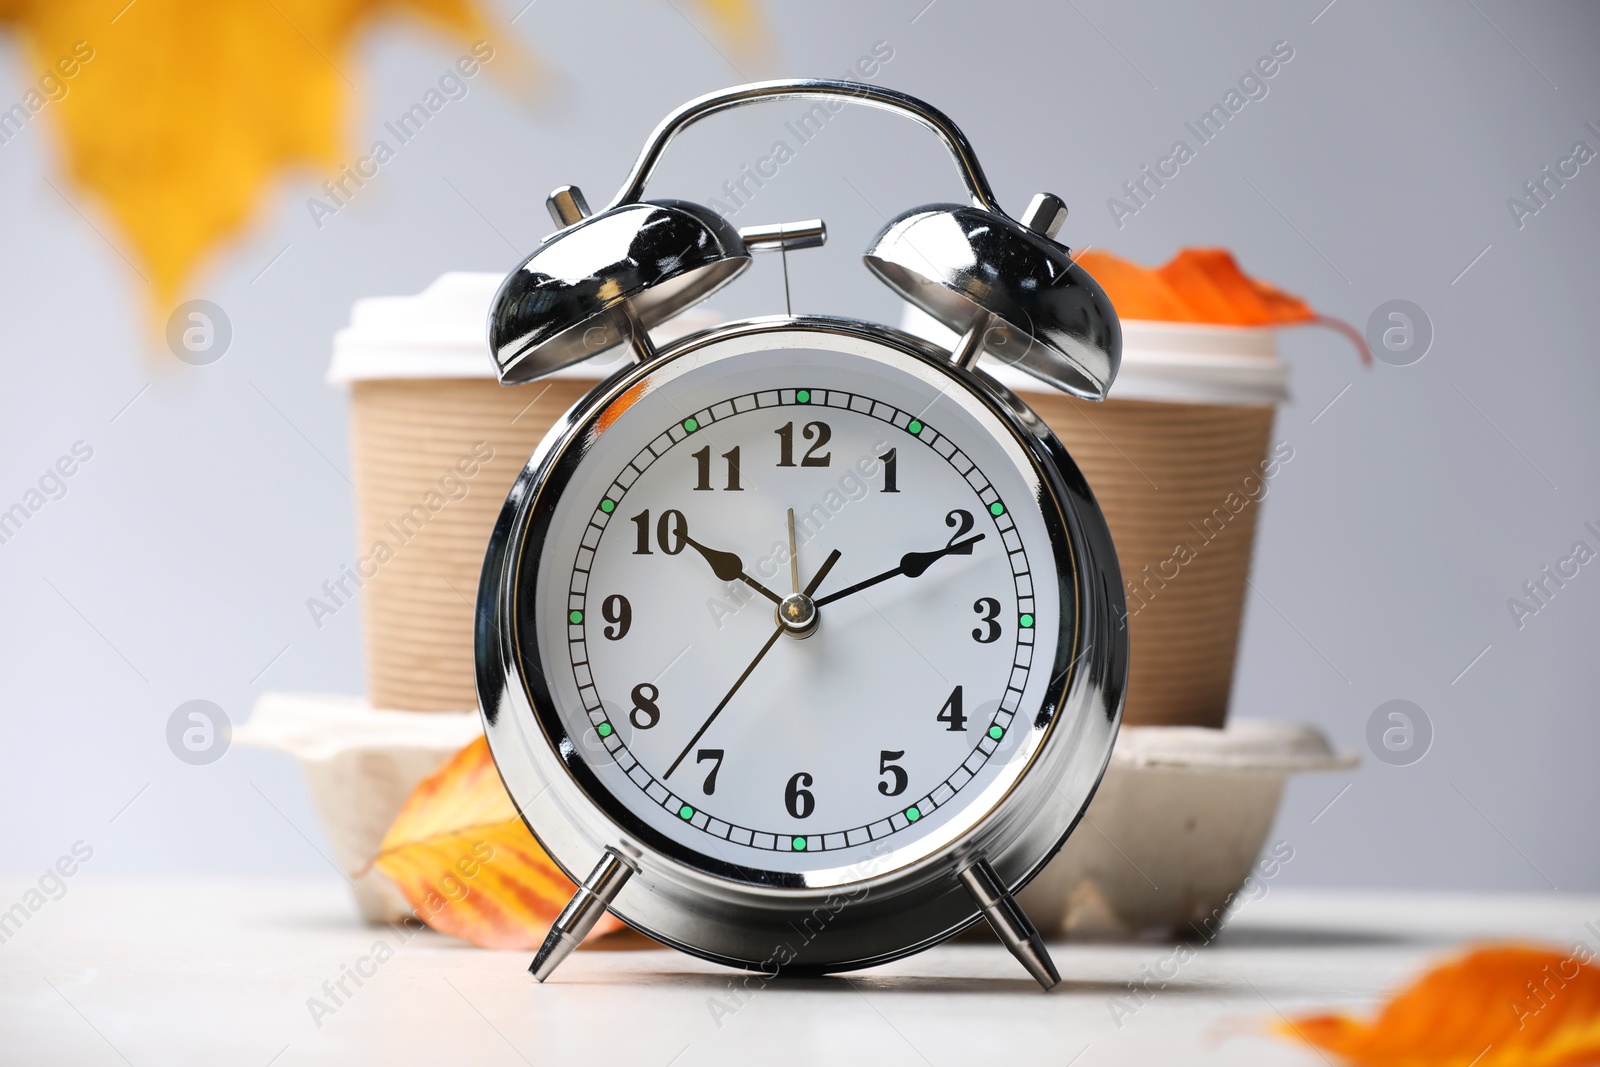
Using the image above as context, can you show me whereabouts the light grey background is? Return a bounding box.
[2,0,1596,894]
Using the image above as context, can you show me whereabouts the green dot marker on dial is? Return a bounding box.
[596,722,613,738]
[568,610,583,624]
[1020,613,1034,628]
[989,501,1005,516]
[796,389,811,404]
[988,725,1004,741]
[905,806,921,822]
[907,419,923,435]
[599,498,615,513]
[679,805,694,820]
[792,836,807,850]
[683,417,699,433]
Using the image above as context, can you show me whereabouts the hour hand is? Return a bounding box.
[900,534,982,578]
[683,536,782,604]
[814,533,985,607]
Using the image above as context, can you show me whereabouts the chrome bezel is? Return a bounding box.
[476,315,1125,974]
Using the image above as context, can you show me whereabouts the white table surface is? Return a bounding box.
[1,878,1594,1066]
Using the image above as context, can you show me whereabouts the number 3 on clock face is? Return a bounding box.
[515,327,1074,880]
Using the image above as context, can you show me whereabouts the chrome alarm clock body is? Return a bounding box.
[473,79,1127,989]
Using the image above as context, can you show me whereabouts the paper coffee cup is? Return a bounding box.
[331,272,719,711]
[904,309,1289,729]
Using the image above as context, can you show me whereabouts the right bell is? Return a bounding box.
[863,193,1122,401]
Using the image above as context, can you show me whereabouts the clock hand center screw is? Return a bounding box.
[776,591,817,639]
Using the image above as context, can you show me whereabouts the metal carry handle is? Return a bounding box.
[604,78,1005,215]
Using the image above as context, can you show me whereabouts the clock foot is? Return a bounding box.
[959,859,1060,991]
[530,847,634,982]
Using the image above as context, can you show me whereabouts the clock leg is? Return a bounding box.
[530,847,635,982]
[959,859,1061,991]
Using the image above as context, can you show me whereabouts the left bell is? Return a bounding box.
[488,185,751,384]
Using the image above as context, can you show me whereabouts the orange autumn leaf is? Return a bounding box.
[1075,247,1315,326]
[1075,247,1372,363]
[1278,945,1600,1067]
[372,736,621,949]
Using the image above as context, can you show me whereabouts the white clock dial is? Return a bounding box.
[529,335,1067,877]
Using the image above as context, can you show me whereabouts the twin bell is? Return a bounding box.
[486,79,1121,403]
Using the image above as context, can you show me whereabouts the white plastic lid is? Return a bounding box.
[328,272,724,384]
[329,273,1287,404]
[901,305,1289,407]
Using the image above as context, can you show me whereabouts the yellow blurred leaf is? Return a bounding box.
[0,0,517,309]
[1278,945,1600,1067]
[0,0,769,315]
[373,736,621,949]
[688,0,769,58]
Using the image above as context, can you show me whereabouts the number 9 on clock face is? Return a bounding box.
[515,327,1072,881]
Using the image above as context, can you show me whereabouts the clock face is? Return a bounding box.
[520,329,1071,881]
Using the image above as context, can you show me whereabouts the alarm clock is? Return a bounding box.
[475,79,1126,990]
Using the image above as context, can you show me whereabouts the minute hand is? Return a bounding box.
[814,534,985,607]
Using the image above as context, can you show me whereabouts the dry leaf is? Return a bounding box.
[372,736,621,949]
[1073,248,1316,327]
[689,0,770,59]
[0,0,518,309]
[1075,247,1371,364]
[0,0,767,313]
[1278,944,1600,1067]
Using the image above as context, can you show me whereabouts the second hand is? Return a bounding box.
[664,623,784,780]
[664,516,843,780]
